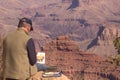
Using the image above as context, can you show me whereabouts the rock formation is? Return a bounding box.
[42,36,120,80]
[29,71,70,80]
[87,24,120,56]
[42,35,79,52]
[0,0,120,79]
[0,0,120,57]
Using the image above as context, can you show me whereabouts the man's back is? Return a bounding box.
[3,28,31,79]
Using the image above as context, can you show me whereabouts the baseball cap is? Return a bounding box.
[18,17,33,31]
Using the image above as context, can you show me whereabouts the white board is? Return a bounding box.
[37,52,45,64]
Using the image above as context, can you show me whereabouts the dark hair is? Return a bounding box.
[18,17,33,31]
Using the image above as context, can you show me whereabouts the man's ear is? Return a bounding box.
[27,26,31,32]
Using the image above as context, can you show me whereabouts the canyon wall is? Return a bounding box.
[87,24,120,56]
[42,36,120,80]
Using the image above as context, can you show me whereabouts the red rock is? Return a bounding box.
[43,36,120,80]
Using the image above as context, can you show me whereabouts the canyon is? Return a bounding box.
[0,0,120,80]
[42,36,120,80]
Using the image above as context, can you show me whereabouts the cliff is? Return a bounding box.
[87,23,120,56]
[0,0,120,79]
[29,71,70,80]
[42,36,120,80]
[42,35,79,51]
[0,0,120,57]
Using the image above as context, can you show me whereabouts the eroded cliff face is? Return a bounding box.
[42,36,120,80]
[97,27,119,45]
[42,35,79,51]
[29,71,70,80]
[87,24,120,56]
[0,0,120,57]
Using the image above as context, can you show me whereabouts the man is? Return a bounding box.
[2,17,37,80]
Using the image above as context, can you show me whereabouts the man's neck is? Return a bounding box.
[20,27,29,33]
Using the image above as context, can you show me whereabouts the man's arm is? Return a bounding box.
[27,38,37,65]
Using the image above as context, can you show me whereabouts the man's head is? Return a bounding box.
[18,17,33,32]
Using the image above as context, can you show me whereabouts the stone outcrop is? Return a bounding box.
[97,26,120,45]
[87,25,120,56]
[89,26,119,46]
[42,35,79,52]
[0,0,120,57]
[29,71,70,80]
[42,36,120,80]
